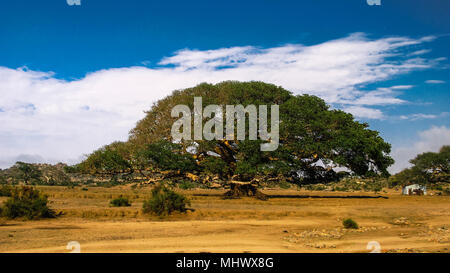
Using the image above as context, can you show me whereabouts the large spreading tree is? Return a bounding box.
[78,81,394,184]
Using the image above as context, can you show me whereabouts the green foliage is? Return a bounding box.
[0,185,13,197]
[305,184,327,191]
[177,180,196,190]
[343,218,359,229]
[389,167,426,186]
[76,142,132,175]
[332,185,349,192]
[135,140,197,173]
[129,81,394,182]
[14,162,42,184]
[410,145,449,174]
[281,95,394,179]
[372,184,382,194]
[234,161,258,181]
[391,145,450,185]
[199,156,230,178]
[0,163,72,186]
[110,196,132,207]
[410,145,449,183]
[307,177,391,192]
[142,184,190,216]
[0,173,6,184]
[278,180,291,189]
[71,81,394,185]
[63,165,79,173]
[1,186,56,220]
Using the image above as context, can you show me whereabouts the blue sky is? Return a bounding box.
[0,0,449,172]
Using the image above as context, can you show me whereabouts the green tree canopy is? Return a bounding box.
[134,140,197,173]
[410,145,449,183]
[76,141,132,175]
[124,81,393,183]
[391,145,450,185]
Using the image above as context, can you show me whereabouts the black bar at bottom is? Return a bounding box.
[1,253,445,272]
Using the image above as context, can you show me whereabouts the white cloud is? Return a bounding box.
[391,85,415,90]
[0,154,45,168]
[399,112,449,121]
[0,33,443,168]
[408,49,431,56]
[389,126,450,174]
[425,80,445,84]
[339,87,409,106]
[343,106,384,119]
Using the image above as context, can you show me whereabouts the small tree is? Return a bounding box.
[142,184,190,216]
[1,186,56,219]
[15,162,42,185]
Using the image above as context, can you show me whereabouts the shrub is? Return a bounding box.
[305,184,327,191]
[0,185,13,197]
[177,180,196,190]
[278,180,291,189]
[142,184,190,216]
[333,186,349,192]
[343,218,359,229]
[443,188,450,196]
[1,186,56,219]
[373,184,383,194]
[110,196,132,207]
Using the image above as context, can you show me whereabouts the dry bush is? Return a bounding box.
[343,218,359,229]
[142,185,190,216]
[1,186,57,220]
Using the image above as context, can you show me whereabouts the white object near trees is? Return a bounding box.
[402,184,426,195]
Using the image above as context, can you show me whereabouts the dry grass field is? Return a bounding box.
[0,186,449,253]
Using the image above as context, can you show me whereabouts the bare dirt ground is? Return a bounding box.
[0,186,449,253]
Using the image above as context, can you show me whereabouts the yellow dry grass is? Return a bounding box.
[0,186,449,253]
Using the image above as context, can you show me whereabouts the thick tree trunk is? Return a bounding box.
[223,181,268,201]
